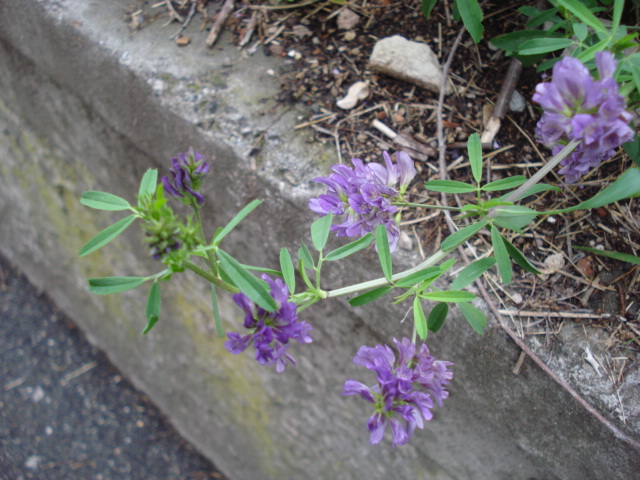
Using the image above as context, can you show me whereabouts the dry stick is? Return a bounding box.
[206,0,235,47]
[239,10,259,47]
[480,58,522,146]
[433,30,640,453]
[165,0,185,23]
[170,0,198,39]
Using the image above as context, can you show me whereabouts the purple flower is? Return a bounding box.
[225,275,312,372]
[533,52,634,183]
[161,148,210,205]
[309,151,416,252]
[343,337,453,447]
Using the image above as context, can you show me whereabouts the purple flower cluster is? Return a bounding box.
[343,337,453,447]
[309,151,417,252]
[533,52,634,183]
[161,148,210,205]
[225,275,313,372]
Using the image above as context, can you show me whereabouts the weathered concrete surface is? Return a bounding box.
[0,1,638,479]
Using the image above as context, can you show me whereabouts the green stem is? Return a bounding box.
[499,140,579,208]
[191,199,219,275]
[185,261,239,293]
[394,202,461,210]
[325,249,449,298]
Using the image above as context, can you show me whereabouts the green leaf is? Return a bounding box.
[524,7,560,28]
[217,250,278,312]
[325,233,373,261]
[376,224,393,282]
[575,246,640,266]
[558,0,607,33]
[142,280,161,334]
[422,290,476,302]
[503,237,541,274]
[138,169,158,201]
[88,276,147,295]
[455,0,484,43]
[280,248,296,294]
[424,180,477,194]
[441,219,488,251]
[575,37,610,64]
[239,264,282,277]
[623,134,640,168]
[491,30,563,52]
[422,0,439,17]
[481,176,526,192]
[213,199,262,246]
[298,243,315,270]
[493,206,538,232]
[394,266,444,288]
[79,214,137,257]
[573,22,588,42]
[311,214,333,252]
[491,226,512,284]
[459,302,487,334]
[428,302,448,333]
[557,168,640,212]
[413,297,428,340]
[80,191,132,211]
[468,133,483,184]
[211,285,224,337]
[349,286,393,306]
[518,37,574,55]
[450,257,496,290]
[629,66,640,108]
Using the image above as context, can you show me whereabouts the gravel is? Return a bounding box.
[0,256,227,480]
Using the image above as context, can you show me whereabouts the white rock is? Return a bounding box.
[337,8,360,30]
[542,253,565,274]
[336,81,370,110]
[369,35,449,94]
[509,89,526,112]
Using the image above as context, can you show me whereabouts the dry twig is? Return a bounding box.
[206,0,235,47]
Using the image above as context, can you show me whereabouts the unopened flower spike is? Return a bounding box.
[161,148,210,205]
[225,275,313,372]
[309,151,416,252]
[343,337,453,447]
[533,52,634,183]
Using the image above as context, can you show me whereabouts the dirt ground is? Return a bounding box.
[125,0,640,439]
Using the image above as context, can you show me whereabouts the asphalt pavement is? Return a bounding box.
[0,255,227,480]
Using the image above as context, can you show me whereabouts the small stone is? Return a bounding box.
[343,30,356,42]
[542,253,565,274]
[576,256,594,277]
[369,36,449,94]
[336,81,370,110]
[292,24,312,39]
[508,90,526,112]
[269,44,284,56]
[175,36,190,47]
[337,8,360,30]
[25,455,43,470]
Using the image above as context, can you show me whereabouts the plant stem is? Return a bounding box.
[499,140,579,207]
[325,249,449,298]
[395,202,461,210]
[185,261,239,293]
[191,199,219,275]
